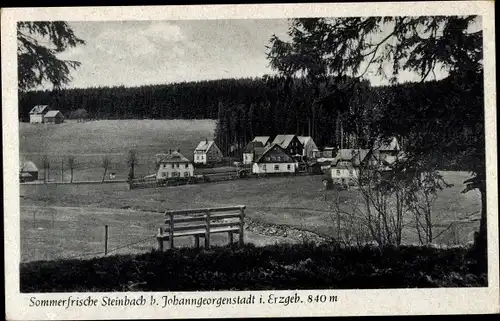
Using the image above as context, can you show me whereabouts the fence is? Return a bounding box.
[129,170,240,189]
[129,176,158,189]
[20,152,158,184]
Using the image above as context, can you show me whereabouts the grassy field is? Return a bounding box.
[19,119,216,181]
[20,204,298,262]
[20,171,480,261]
[19,119,481,262]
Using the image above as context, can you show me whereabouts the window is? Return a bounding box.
[176,163,180,168]
[171,164,175,168]
[262,164,266,170]
[265,157,270,161]
[337,170,341,176]
[274,164,279,171]
[287,164,291,170]
[185,164,188,168]
[167,172,170,178]
[349,170,354,177]
[162,172,166,177]
[184,172,189,177]
[290,149,293,153]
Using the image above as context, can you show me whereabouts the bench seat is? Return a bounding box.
[157,226,240,240]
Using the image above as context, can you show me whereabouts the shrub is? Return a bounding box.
[20,243,486,292]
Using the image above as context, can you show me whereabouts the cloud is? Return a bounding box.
[94,21,191,60]
[39,19,298,89]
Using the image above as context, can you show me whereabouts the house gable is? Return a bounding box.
[195,140,214,153]
[272,134,303,156]
[29,105,49,115]
[208,142,222,155]
[255,144,295,163]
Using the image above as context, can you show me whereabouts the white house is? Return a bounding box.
[298,136,320,159]
[156,150,194,180]
[242,141,265,165]
[193,139,223,165]
[330,149,377,185]
[372,136,402,170]
[252,143,298,175]
[373,137,400,158]
[29,105,50,123]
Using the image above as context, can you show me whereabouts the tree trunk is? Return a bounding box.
[102,168,107,182]
[475,183,487,273]
[70,168,73,183]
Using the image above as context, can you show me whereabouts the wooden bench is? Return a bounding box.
[156,205,246,251]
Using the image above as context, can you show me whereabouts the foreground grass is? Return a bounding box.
[20,242,486,292]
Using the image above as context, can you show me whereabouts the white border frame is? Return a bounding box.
[2,2,498,319]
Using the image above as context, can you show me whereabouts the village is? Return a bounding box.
[21,104,402,191]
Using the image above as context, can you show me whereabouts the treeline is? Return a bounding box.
[18,77,278,121]
[19,74,482,171]
[18,75,367,148]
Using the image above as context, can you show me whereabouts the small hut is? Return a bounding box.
[20,161,39,181]
[44,110,65,124]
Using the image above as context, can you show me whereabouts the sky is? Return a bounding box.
[52,19,290,89]
[39,18,480,90]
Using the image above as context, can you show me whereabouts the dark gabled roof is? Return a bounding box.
[158,151,190,163]
[331,149,373,167]
[254,143,294,163]
[272,134,298,149]
[195,140,215,152]
[29,105,49,115]
[243,141,264,153]
[252,136,271,145]
[44,110,64,118]
[253,146,267,160]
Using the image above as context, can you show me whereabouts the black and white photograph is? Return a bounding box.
[2,2,498,319]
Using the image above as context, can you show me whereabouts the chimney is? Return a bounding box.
[177,148,180,153]
[169,149,172,154]
[205,138,208,144]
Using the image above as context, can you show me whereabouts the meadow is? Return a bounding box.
[20,171,480,262]
[19,119,216,181]
[18,119,481,262]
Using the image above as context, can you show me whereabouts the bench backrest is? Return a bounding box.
[163,205,245,234]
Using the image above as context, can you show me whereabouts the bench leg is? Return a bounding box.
[157,227,164,252]
[204,233,210,250]
[157,238,163,252]
[238,231,244,248]
[194,235,200,248]
[228,232,234,245]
